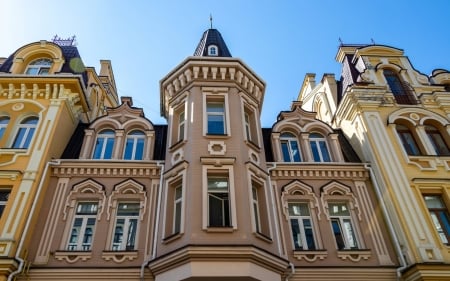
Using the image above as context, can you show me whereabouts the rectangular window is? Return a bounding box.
[329,202,358,250]
[207,101,226,135]
[173,185,182,234]
[112,203,140,251]
[0,190,10,218]
[244,105,258,145]
[68,202,98,251]
[208,176,231,227]
[289,203,316,250]
[424,195,450,244]
[178,110,186,142]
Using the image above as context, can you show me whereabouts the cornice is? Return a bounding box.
[52,161,161,178]
[268,163,369,180]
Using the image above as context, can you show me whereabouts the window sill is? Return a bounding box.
[254,232,272,243]
[169,139,187,152]
[205,226,234,233]
[102,250,138,263]
[163,232,183,244]
[205,133,230,139]
[54,250,92,263]
[337,249,371,262]
[244,140,261,152]
[293,249,328,262]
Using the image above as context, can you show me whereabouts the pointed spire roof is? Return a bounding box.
[193,29,232,57]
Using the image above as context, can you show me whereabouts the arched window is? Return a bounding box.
[12,116,38,149]
[309,133,331,162]
[280,132,301,162]
[383,69,417,104]
[123,130,145,160]
[425,124,450,156]
[0,116,10,139]
[208,45,218,56]
[25,58,52,75]
[396,124,421,156]
[93,129,115,159]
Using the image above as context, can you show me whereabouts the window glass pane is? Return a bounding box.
[208,177,228,191]
[291,140,301,162]
[329,203,350,216]
[426,125,450,155]
[93,138,105,159]
[288,203,310,216]
[331,219,346,250]
[0,117,9,139]
[424,195,445,208]
[397,124,420,155]
[311,141,320,161]
[126,219,138,250]
[343,219,358,248]
[281,142,291,162]
[117,203,140,216]
[290,218,302,249]
[319,141,331,162]
[103,138,114,159]
[303,219,316,250]
[207,115,225,134]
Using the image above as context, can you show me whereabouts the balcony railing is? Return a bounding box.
[392,82,420,105]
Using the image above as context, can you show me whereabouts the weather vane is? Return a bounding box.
[210,14,213,29]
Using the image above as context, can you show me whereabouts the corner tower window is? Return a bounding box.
[207,101,226,135]
[208,45,218,56]
[208,176,230,227]
[424,195,450,244]
[25,58,52,75]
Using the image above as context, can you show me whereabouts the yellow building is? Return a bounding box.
[299,44,450,280]
[0,37,118,281]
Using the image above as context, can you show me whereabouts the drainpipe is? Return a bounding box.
[267,163,295,280]
[140,161,165,281]
[364,163,407,280]
[7,160,60,281]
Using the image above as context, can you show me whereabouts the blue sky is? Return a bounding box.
[2,0,450,127]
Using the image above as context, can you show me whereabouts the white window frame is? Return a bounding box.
[203,91,230,136]
[123,130,145,160]
[173,184,183,234]
[12,116,38,149]
[208,45,218,56]
[111,202,140,251]
[288,202,317,250]
[178,110,186,142]
[280,132,302,162]
[309,133,331,162]
[93,129,115,159]
[67,202,98,251]
[328,202,358,250]
[25,58,52,75]
[0,189,10,218]
[252,185,261,233]
[162,167,187,240]
[202,164,237,230]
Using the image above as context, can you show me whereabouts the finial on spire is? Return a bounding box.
[210,14,213,29]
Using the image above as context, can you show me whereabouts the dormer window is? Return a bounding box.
[208,45,218,56]
[25,58,52,75]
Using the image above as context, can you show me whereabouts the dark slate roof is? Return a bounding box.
[193,29,232,57]
[262,128,274,162]
[0,55,13,72]
[153,125,167,160]
[61,122,89,159]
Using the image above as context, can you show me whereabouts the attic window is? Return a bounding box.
[208,45,218,56]
[25,58,52,75]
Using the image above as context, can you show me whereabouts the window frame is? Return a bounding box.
[423,194,450,245]
[242,102,259,146]
[111,202,140,251]
[208,45,218,56]
[92,129,115,159]
[12,116,38,149]
[123,130,145,160]
[163,168,187,241]
[425,124,450,156]
[328,202,359,250]
[202,163,237,230]
[0,189,11,218]
[309,132,332,162]
[67,202,99,251]
[396,123,421,156]
[0,116,10,140]
[288,202,317,250]
[25,58,52,75]
[280,132,302,162]
[203,92,230,136]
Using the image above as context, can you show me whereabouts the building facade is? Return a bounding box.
[0,37,119,281]
[299,44,450,280]
[4,30,443,281]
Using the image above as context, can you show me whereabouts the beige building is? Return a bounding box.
[299,44,450,280]
[0,37,118,281]
[5,31,402,280]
